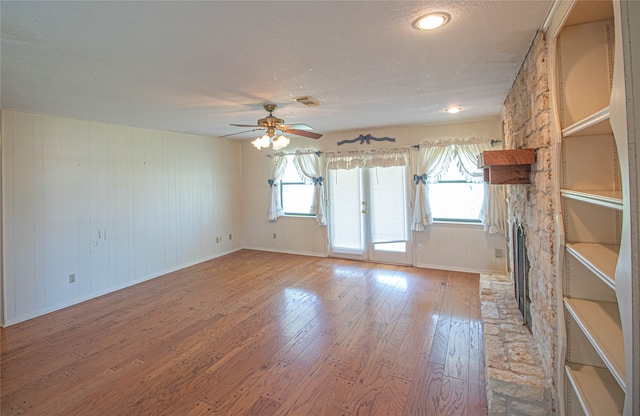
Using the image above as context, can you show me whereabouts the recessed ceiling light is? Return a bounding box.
[445,106,462,114]
[413,12,451,30]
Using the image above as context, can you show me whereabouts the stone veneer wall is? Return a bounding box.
[502,30,558,411]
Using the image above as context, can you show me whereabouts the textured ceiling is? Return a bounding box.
[1,1,552,139]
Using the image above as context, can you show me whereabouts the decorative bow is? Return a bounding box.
[413,174,427,185]
[312,177,324,186]
[337,134,396,146]
[267,179,275,187]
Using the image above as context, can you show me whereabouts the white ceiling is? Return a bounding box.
[1,1,552,140]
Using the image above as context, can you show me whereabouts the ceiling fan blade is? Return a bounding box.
[218,128,264,138]
[286,129,322,139]
[279,123,314,131]
[230,123,261,127]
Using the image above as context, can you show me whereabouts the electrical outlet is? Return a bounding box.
[495,248,504,258]
[417,244,423,251]
[273,233,277,239]
[68,273,76,284]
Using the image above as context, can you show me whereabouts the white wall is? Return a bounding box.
[242,117,508,274]
[0,111,4,325]
[1,110,243,325]
[1,112,507,325]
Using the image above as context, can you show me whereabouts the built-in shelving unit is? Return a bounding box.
[553,1,634,415]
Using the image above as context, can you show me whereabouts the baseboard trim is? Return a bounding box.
[415,262,503,275]
[242,246,327,258]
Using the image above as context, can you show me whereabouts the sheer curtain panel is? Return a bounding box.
[294,151,327,226]
[452,141,506,234]
[266,154,288,221]
[410,145,453,231]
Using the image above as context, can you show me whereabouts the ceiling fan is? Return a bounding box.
[219,104,322,149]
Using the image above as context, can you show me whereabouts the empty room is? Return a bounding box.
[1,1,638,415]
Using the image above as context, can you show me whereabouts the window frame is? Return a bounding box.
[429,169,483,224]
[280,156,316,217]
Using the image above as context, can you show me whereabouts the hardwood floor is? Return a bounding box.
[1,250,487,415]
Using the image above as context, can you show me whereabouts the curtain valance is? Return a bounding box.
[326,148,409,170]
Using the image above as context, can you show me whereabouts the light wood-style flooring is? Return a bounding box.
[1,250,487,415]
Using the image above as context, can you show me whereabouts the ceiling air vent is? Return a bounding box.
[294,96,321,106]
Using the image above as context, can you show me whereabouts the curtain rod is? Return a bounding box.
[267,150,323,158]
[266,138,502,157]
[416,137,501,148]
[324,146,412,156]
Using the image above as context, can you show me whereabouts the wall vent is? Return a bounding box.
[294,96,321,106]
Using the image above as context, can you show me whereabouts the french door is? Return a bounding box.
[327,165,411,265]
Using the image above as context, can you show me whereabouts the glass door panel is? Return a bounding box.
[328,168,365,257]
[368,165,411,264]
[328,165,411,265]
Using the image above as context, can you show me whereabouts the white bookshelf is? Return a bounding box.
[553,1,633,414]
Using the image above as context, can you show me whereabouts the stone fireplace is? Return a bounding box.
[480,30,560,415]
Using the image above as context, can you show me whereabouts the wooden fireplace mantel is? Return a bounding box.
[478,148,536,184]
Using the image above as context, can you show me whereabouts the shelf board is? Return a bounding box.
[565,363,624,416]
[562,107,611,137]
[561,189,623,210]
[564,298,626,390]
[566,242,619,290]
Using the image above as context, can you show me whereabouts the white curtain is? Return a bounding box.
[410,138,506,234]
[326,154,366,170]
[326,148,408,170]
[266,155,288,222]
[410,145,453,231]
[365,149,409,168]
[452,141,506,234]
[482,184,506,234]
[294,151,327,226]
[452,142,486,183]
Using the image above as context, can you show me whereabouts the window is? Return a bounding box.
[280,155,315,216]
[428,163,483,222]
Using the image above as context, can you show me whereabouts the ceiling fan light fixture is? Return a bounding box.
[413,12,450,30]
[272,135,290,151]
[252,133,290,150]
[252,134,271,149]
[230,103,321,147]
